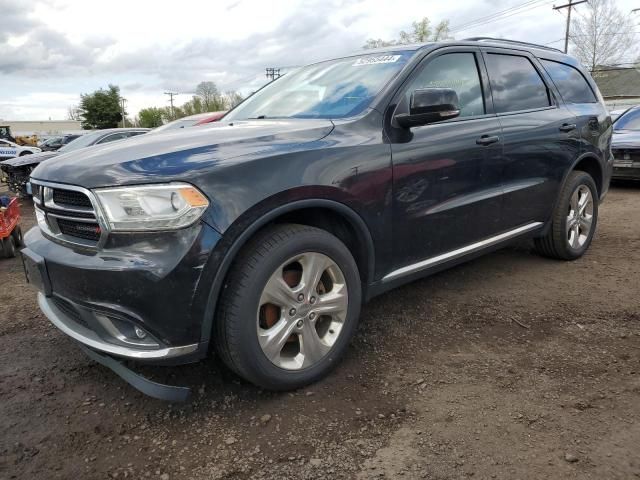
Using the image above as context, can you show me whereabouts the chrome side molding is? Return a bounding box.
[382,222,543,282]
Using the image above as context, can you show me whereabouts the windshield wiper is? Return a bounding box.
[248,115,267,119]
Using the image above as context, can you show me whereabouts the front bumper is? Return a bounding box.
[612,163,640,180]
[37,292,198,359]
[24,219,222,364]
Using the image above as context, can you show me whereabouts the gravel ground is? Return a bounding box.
[1,183,639,480]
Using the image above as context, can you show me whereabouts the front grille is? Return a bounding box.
[57,218,102,241]
[31,180,105,247]
[53,189,93,208]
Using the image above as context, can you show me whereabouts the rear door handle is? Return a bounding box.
[476,135,500,146]
[559,123,577,132]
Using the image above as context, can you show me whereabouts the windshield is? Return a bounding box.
[224,52,413,121]
[614,108,640,131]
[58,131,105,152]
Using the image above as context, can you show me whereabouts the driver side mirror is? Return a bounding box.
[395,88,460,128]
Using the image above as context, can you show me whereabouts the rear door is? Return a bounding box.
[539,58,610,166]
[481,48,580,230]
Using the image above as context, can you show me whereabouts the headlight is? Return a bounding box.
[94,183,209,231]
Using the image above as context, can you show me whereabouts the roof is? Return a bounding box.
[344,38,572,63]
[592,68,640,98]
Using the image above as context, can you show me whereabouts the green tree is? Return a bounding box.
[78,84,123,129]
[138,107,165,128]
[182,96,205,116]
[363,17,451,49]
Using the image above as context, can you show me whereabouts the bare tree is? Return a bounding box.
[364,17,451,49]
[223,91,244,109]
[195,81,226,111]
[570,0,638,71]
[67,105,81,121]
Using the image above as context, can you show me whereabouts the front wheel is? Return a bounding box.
[535,171,598,260]
[215,224,362,390]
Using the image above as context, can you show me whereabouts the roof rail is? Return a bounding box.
[463,37,564,54]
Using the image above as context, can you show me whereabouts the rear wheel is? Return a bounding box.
[535,171,598,260]
[1,236,17,258]
[215,224,361,390]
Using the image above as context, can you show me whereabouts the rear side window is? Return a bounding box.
[541,59,597,104]
[405,52,485,118]
[485,53,550,113]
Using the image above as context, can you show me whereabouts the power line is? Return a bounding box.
[450,0,543,32]
[450,0,555,34]
[553,0,588,53]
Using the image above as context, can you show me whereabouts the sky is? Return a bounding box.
[1,0,638,121]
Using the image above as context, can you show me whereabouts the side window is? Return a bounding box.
[127,131,146,137]
[405,53,485,118]
[541,59,597,104]
[96,133,126,144]
[485,53,550,113]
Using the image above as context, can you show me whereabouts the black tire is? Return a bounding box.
[215,224,362,390]
[535,171,598,260]
[1,236,17,258]
[11,226,24,248]
[19,151,32,156]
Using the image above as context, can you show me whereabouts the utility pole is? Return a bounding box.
[265,68,281,81]
[164,91,179,119]
[120,97,127,128]
[553,0,587,54]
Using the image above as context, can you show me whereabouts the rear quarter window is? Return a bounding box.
[540,59,597,104]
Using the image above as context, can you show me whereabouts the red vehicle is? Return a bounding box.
[150,111,227,133]
[0,196,23,258]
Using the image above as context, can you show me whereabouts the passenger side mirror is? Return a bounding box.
[395,88,460,128]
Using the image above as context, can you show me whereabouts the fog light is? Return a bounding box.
[134,326,147,339]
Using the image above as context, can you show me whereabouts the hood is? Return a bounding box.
[0,150,59,168]
[31,119,333,188]
[612,130,640,149]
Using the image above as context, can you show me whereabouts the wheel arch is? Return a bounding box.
[198,198,376,346]
[541,152,604,238]
[571,153,604,198]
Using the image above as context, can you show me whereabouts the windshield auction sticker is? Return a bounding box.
[352,55,402,66]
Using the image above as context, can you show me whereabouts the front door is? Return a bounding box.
[386,47,504,273]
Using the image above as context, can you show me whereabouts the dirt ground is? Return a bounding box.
[1,183,639,480]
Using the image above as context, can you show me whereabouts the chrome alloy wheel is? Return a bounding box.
[257,252,348,370]
[567,185,594,249]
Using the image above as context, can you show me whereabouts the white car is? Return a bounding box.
[0,139,41,160]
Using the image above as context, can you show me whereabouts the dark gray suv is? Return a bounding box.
[21,38,612,399]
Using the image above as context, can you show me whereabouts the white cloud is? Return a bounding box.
[1,0,638,120]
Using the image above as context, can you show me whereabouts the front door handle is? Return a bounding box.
[559,123,577,132]
[476,135,500,146]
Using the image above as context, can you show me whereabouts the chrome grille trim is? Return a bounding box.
[30,179,110,249]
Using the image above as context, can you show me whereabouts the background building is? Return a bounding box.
[0,120,83,137]
[592,67,640,111]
